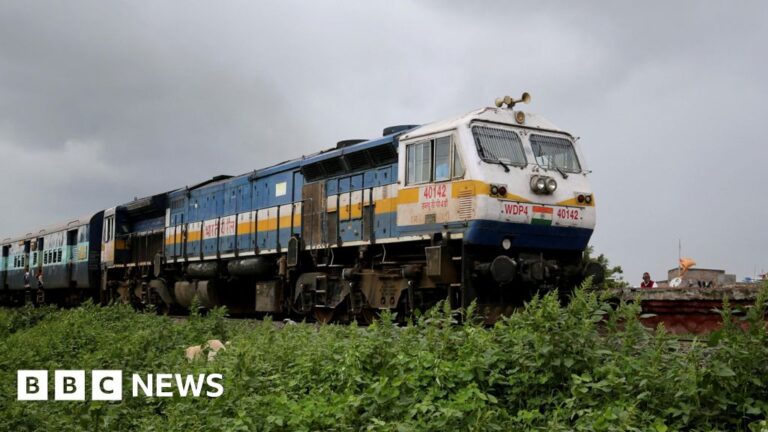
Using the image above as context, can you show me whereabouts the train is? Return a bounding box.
[0,93,602,321]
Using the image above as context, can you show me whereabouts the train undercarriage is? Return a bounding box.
[94,234,603,324]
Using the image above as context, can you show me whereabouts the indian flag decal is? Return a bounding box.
[531,206,553,226]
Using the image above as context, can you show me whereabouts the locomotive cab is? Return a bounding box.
[397,94,598,307]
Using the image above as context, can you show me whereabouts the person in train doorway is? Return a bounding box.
[36,270,45,305]
[640,272,657,288]
[24,266,32,304]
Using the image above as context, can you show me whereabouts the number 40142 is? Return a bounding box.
[556,208,581,220]
[423,184,447,199]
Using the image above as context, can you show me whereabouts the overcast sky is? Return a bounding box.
[1,1,766,283]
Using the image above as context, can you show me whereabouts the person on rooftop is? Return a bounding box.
[640,272,657,288]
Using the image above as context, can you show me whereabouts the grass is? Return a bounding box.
[1,280,767,431]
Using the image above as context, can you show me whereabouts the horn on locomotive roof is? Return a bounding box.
[494,92,531,108]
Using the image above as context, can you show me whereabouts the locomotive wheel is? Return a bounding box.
[312,307,335,324]
[357,308,378,325]
[153,299,170,316]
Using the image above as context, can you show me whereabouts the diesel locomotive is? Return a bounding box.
[0,94,601,321]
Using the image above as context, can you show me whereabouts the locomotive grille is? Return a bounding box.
[368,144,397,164]
[321,158,345,176]
[457,189,473,220]
[345,150,371,170]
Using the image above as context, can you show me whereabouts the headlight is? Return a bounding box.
[530,176,546,193]
[545,178,557,193]
[501,238,512,250]
[490,184,508,197]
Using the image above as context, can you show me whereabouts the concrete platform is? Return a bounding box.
[609,283,766,334]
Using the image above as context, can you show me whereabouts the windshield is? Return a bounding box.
[529,134,581,173]
[471,125,526,166]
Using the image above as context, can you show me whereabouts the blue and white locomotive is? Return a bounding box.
[0,94,601,320]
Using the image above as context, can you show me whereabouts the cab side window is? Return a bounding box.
[406,135,463,185]
[433,137,451,182]
[452,142,465,179]
[406,141,432,185]
[104,217,113,242]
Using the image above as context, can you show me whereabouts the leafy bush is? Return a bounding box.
[1,281,767,431]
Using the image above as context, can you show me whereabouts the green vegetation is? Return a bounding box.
[1,282,768,431]
[584,245,629,289]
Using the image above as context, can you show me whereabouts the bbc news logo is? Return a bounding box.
[17,370,224,401]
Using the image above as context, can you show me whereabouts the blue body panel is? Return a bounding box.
[6,268,27,290]
[257,226,277,251]
[464,220,593,251]
[203,238,218,256]
[187,240,200,258]
[237,228,255,251]
[374,211,397,238]
[44,263,69,289]
[71,261,89,288]
[162,131,406,259]
[134,217,164,233]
